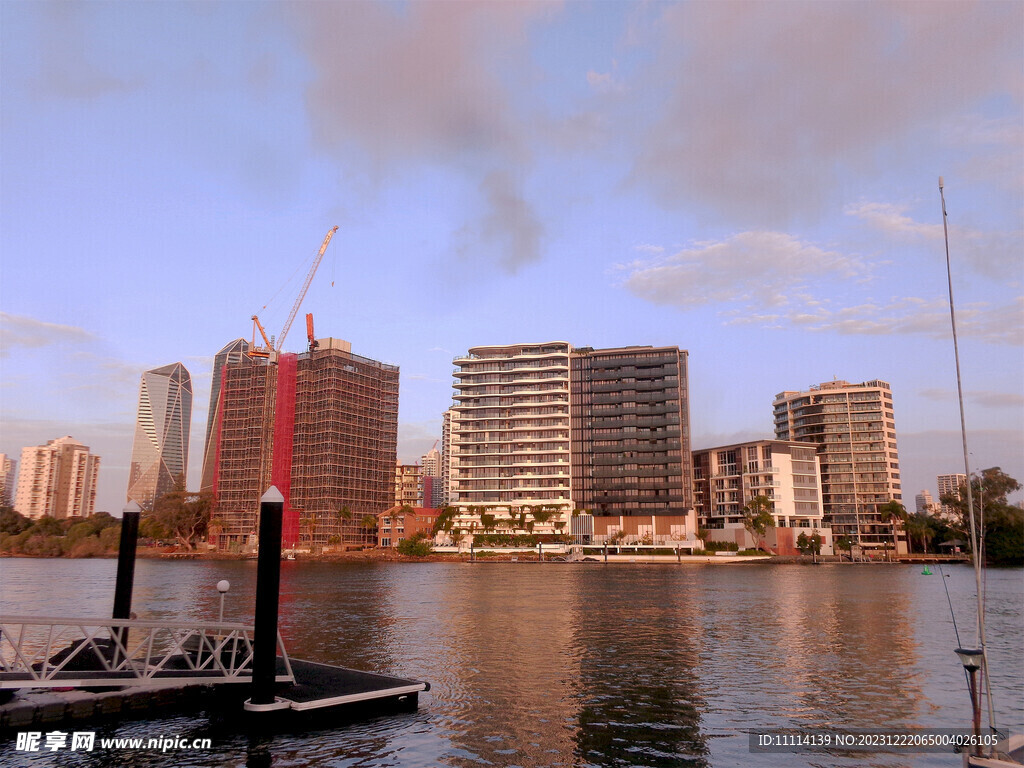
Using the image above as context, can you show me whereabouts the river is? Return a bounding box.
[1,558,1021,767]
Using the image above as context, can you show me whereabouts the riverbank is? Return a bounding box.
[3,548,959,565]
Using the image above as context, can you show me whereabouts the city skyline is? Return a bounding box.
[2,2,1021,515]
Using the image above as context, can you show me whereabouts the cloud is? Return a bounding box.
[623,231,1022,345]
[970,391,1024,409]
[846,201,1023,279]
[0,313,95,356]
[633,2,1023,225]
[843,202,942,240]
[289,1,555,272]
[623,230,867,308]
[586,61,623,94]
[35,2,139,99]
[455,169,544,272]
[727,295,1024,346]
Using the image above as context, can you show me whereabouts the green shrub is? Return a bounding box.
[396,533,433,557]
[703,540,739,552]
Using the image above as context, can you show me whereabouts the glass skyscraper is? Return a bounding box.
[127,362,193,509]
[200,339,250,492]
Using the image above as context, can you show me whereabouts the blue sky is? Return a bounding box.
[2,1,1021,515]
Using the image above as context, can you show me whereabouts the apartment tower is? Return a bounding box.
[773,379,903,552]
[936,473,967,518]
[15,436,101,519]
[127,362,192,510]
[0,453,16,507]
[210,338,398,550]
[449,342,694,537]
[450,342,572,533]
[571,345,692,515]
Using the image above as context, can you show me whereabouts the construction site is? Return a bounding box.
[206,227,400,552]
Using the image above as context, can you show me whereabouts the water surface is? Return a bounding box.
[1,559,1021,767]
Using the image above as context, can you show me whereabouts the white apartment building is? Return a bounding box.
[692,439,832,555]
[774,379,904,553]
[936,473,967,518]
[14,436,101,519]
[450,342,572,535]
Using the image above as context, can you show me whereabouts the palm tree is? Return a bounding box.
[878,500,907,561]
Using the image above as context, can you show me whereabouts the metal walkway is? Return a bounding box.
[0,616,294,689]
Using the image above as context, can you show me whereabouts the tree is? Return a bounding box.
[432,506,458,537]
[0,506,31,535]
[903,512,936,554]
[396,532,433,557]
[301,512,319,550]
[940,467,1024,566]
[834,535,854,561]
[878,500,907,560]
[796,531,822,557]
[334,504,353,536]
[742,495,775,550]
[152,477,211,551]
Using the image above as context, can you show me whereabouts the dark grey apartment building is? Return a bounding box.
[570,346,692,516]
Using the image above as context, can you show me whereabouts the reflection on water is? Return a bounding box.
[568,567,706,767]
[1,559,1021,768]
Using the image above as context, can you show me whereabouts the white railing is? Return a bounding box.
[0,616,294,689]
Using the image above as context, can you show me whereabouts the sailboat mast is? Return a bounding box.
[939,177,994,733]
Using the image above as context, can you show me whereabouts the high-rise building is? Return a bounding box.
[450,342,572,534]
[420,447,442,508]
[421,447,440,477]
[127,363,192,510]
[200,339,251,492]
[0,453,16,507]
[210,338,398,550]
[571,345,691,516]
[448,342,693,538]
[14,436,100,519]
[773,379,904,553]
[936,473,967,518]
[915,489,937,515]
[441,409,453,506]
[691,439,831,555]
[395,463,423,507]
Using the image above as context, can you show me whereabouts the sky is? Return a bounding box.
[1,1,1021,515]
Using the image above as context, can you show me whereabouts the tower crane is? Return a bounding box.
[248,226,338,360]
[276,226,338,352]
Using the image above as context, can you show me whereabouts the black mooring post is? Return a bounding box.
[112,502,141,661]
[251,486,284,707]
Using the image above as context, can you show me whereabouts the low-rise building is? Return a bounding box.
[572,512,699,549]
[692,439,832,556]
[377,506,439,548]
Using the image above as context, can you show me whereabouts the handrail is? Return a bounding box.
[0,617,294,689]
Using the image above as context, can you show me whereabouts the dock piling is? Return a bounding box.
[248,487,286,710]
[112,502,141,660]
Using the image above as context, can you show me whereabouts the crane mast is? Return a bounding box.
[276,226,338,351]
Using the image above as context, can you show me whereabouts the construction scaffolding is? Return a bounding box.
[210,339,399,552]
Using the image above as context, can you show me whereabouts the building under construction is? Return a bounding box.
[209,337,399,551]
